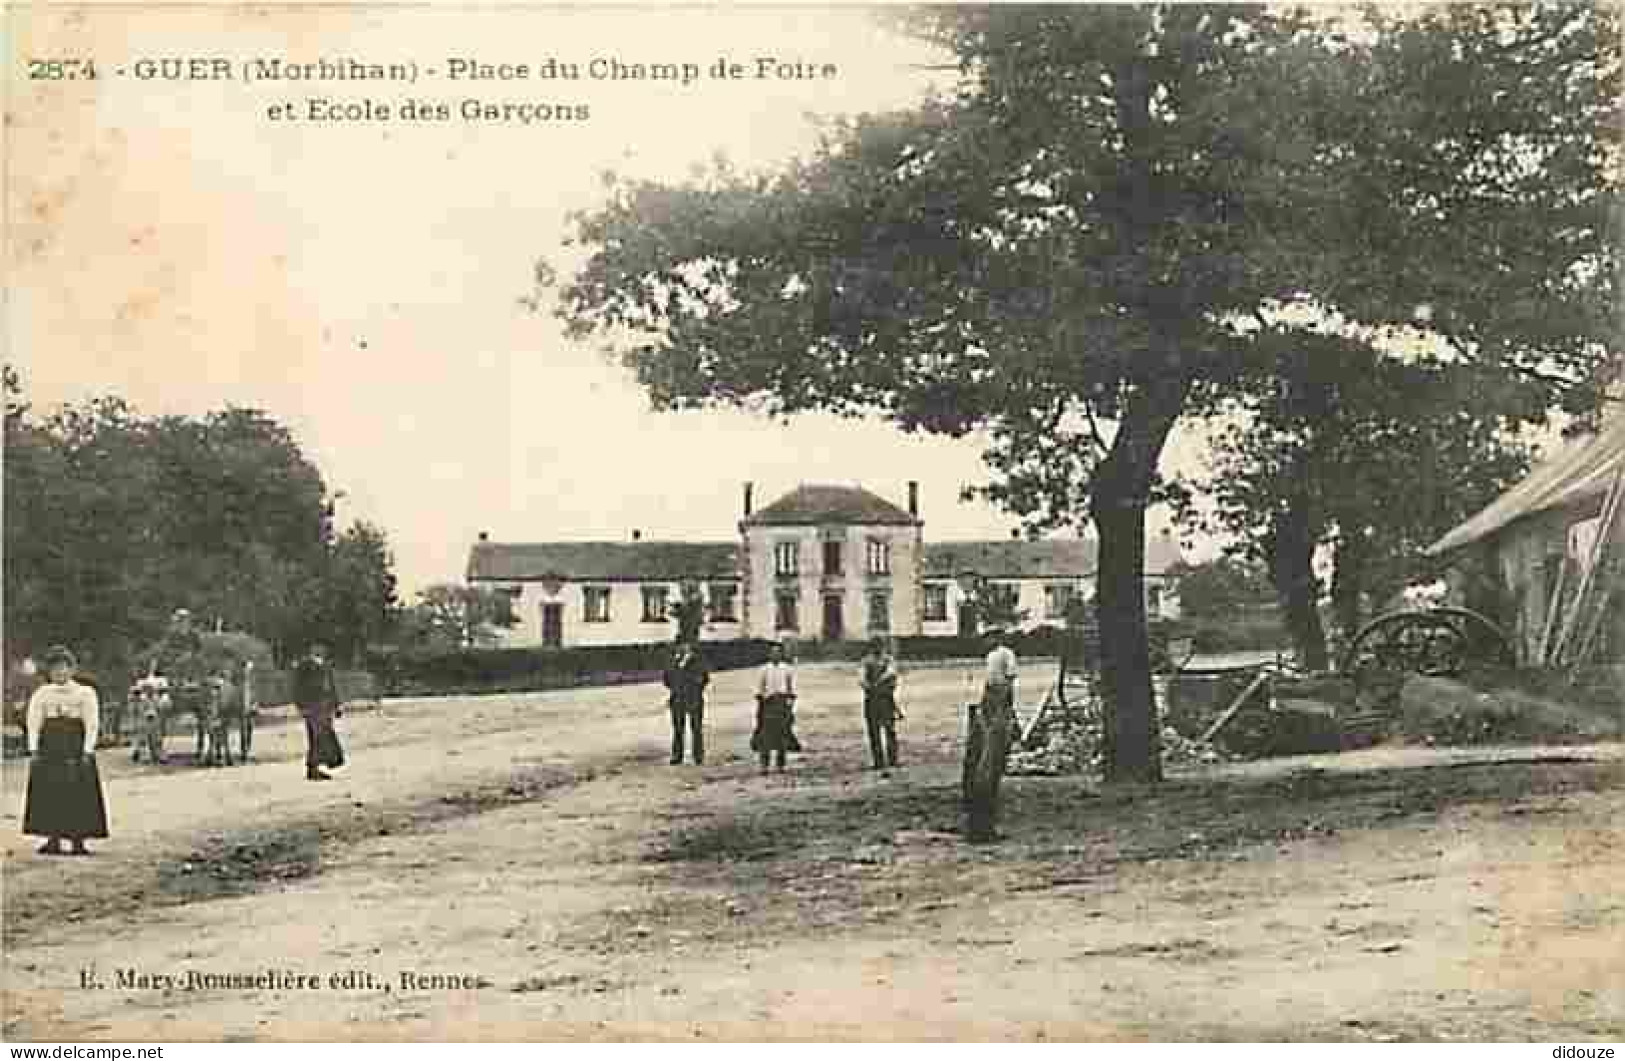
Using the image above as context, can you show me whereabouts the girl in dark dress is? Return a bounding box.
[23,645,109,855]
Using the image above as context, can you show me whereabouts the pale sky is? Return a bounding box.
[8,4,1203,596]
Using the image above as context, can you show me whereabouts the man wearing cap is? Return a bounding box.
[663,638,710,765]
[291,642,344,781]
[150,609,205,683]
[963,628,1018,842]
[859,637,902,771]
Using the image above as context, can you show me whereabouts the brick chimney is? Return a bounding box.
[907,480,919,518]
[743,482,754,518]
[632,529,642,542]
[478,531,489,543]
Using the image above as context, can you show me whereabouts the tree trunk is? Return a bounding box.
[1090,371,1190,785]
[1270,503,1329,673]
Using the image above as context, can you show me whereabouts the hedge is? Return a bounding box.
[367,640,778,697]
[365,625,1182,698]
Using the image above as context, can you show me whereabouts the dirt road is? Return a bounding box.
[3,663,1621,1041]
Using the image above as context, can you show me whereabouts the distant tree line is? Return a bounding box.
[4,367,398,677]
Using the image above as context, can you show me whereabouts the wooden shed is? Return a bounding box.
[1427,411,1624,666]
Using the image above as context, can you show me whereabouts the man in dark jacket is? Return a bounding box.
[860,637,902,770]
[662,640,710,765]
[291,642,344,781]
[149,608,205,685]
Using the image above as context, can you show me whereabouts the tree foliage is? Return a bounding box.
[1172,557,1276,622]
[398,583,519,650]
[3,373,399,673]
[314,522,400,665]
[1178,335,1538,667]
[550,4,1619,782]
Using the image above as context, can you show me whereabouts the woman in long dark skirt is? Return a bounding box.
[23,645,109,856]
[751,642,800,774]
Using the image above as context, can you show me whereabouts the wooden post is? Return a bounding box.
[1567,463,1625,667]
[1200,668,1272,745]
[1536,554,1571,665]
[1553,462,1625,665]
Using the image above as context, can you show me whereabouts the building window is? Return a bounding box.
[774,541,799,577]
[774,590,799,631]
[642,585,669,623]
[708,582,738,622]
[868,590,891,634]
[923,583,949,622]
[491,586,521,626]
[823,539,843,576]
[866,539,891,576]
[1045,583,1074,620]
[583,586,611,623]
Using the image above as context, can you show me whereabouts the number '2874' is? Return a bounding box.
[27,59,99,80]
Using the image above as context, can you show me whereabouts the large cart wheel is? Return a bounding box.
[1341,606,1514,710]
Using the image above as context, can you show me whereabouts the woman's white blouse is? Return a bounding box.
[26,681,100,755]
[758,662,796,698]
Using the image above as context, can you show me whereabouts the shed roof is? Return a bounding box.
[1427,413,1625,555]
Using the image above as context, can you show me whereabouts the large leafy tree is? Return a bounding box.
[314,521,400,666]
[551,5,1618,782]
[1181,335,1539,669]
[3,374,399,672]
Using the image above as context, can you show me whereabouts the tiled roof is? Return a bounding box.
[923,531,1183,579]
[744,484,918,527]
[467,541,739,583]
[923,540,1094,580]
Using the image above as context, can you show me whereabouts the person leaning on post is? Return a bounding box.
[23,645,110,856]
[963,627,1018,844]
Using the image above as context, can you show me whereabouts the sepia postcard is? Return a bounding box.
[4,1,1622,1043]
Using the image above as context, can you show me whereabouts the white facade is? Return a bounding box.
[467,484,1184,649]
[740,522,924,641]
[487,578,743,649]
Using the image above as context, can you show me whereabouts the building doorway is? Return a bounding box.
[541,603,564,648]
[822,594,845,642]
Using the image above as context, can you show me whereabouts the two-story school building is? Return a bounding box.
[466,482,1183,649]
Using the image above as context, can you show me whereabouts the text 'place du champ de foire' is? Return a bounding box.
[132,54,842,87]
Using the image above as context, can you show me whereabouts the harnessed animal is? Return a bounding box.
[167,680,215,764]
[128,675,171,764]
[197,666,259,767]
